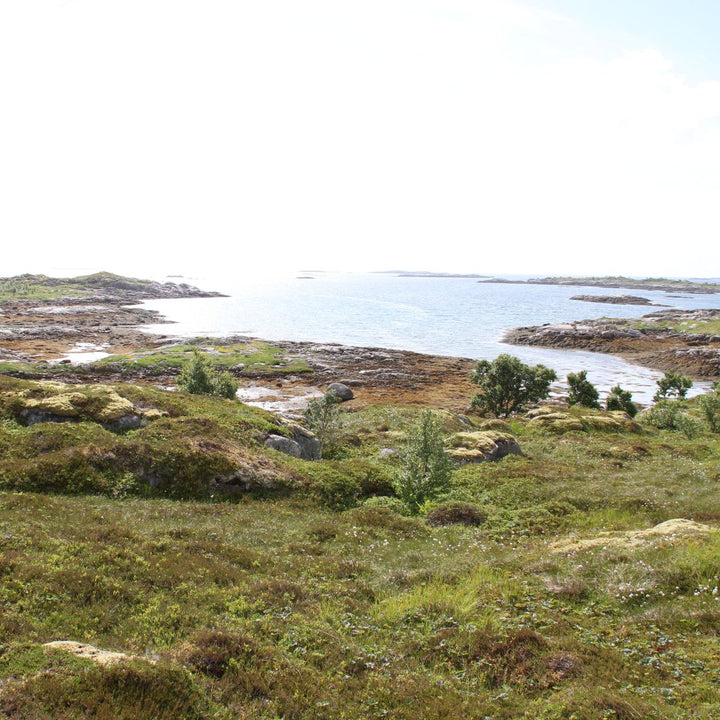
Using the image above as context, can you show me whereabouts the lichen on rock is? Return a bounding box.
[445,430,522,464]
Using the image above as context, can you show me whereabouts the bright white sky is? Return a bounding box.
[1,0,719,279]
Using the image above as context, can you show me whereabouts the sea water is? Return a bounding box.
[137,272,720,405]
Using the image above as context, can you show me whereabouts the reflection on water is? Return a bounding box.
[137,273,720,406]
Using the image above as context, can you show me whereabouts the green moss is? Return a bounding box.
[97,340,310,375]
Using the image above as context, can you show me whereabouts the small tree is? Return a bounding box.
[698,388,720,433]
[605,384,638,417]
[393,409,453,513]
[471,354,557,418]
[566,370,600,408]
[304,390,343,456]
[653,371,693,402]
[177,350,238,399]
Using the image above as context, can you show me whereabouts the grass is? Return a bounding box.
[1,378,720,717]
[95,340,310,375]
[0,272,162,302]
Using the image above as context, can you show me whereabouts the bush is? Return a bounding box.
[605,384,638,417]
[426,501,487,527]
[698,390,720,433]
[566,370,600,408]
[653,370,693,402]
[471,354,557,417]
[393,409,453,513]
[641,400,703,439]
[303,390,343,456]
[177,350,239,399]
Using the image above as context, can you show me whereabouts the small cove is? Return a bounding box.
[138,273,720,405]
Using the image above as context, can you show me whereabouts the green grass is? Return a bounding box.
[97,340,310,375]
[2,379,720,717]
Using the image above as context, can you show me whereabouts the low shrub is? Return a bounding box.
[426,501,487,527]
[641,400,703,438]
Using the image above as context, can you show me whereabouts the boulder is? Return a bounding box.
[264,434,303,458]
[445,430,522,465]
[265,422,322,460]
[327,382,354,401]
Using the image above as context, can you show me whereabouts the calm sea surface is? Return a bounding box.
[139,273,720,405]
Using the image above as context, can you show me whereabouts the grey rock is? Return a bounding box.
[264,434,303,458]
[327,382,354,401]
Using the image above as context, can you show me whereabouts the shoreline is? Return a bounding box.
[504,309,720,380]
[1,273,718,411]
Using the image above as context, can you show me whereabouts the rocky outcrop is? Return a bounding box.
[505,309,720,379]
[264,421,322,460]
[551,519,712,554]
[571,294,656,306]
[11,383,165,431]
[44,641,135,666]
[445,430,522,464]
[525,406,641,433]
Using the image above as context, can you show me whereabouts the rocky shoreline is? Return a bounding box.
[504,309,720,379]
[2,273,719,412]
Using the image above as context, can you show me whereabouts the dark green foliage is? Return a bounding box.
[471,354,557,417]
[177,350,239,399]
[426,501,487,526]
[566,370,600,409]
[300,458,393,509]
[393,409,453,512]
[605,384,638,417]
[653,370,693,402]
[303,390,343,455]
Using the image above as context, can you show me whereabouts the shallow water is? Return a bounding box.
[138,273,720,405]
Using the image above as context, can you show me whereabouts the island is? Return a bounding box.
[481,275,720,294]
[571,294,658,306]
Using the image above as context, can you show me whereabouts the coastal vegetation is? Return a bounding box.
[470,354,557,417]
[2,366,720,717]
[1,273,720,717]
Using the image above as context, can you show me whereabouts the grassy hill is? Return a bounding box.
[1,375,720,718]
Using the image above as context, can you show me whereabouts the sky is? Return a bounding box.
[1,0,719,280]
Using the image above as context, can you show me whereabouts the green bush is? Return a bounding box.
[303,390,343,456]
[653,370,693,402]
[362,495,409,515]
[177,350,238,399]
[471,354,557,417]
[698,390,720,433]
[393,409,453,512]
[641,400,703,439]
[426,501,487,527]
[605,384,638,417]
[566,370,600,408]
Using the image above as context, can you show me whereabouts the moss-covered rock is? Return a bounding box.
[445,430,522,464]
[526,406,641,433]
[9,382,162,430]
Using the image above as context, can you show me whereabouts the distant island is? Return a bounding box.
[481,276,720,294]
[394,271,491,279]
[571,294,659,306]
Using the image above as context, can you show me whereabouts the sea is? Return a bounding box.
[135,272,720,406]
